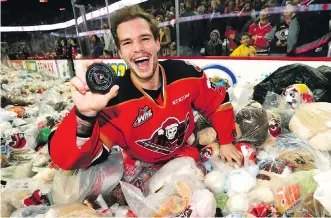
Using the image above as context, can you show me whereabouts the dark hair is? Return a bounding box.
[110,5,159,49]
[240,32,251,39]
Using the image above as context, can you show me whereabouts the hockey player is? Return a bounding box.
[49,5,243,170]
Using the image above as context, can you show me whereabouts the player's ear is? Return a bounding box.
[155,39,161,53]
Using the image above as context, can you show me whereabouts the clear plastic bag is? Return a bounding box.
[147,157,203,195]
[289,102,331,151]
[276,170,318,214]
[50,151,123,204]
[235,100,269,146]
[282,193,329,217]
[120,173,208,217]
[228,83,255,114]
[275,133,325,172]
[9,205,50,217]
[42,204,104,217]
[314,169,331,215]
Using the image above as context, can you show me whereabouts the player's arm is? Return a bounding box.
[189,63,242,166]
[48,107,123,170]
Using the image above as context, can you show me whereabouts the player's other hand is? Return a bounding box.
[71,76,119,117]
[219,143,243,167]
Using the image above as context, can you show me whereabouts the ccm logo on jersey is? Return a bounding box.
[173,93,190,105]
[133,106,153,128]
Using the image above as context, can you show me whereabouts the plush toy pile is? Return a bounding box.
[1,63,331,218]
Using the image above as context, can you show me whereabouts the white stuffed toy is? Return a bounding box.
[227,193,249,213]
[189,189,216,217]
[204,170,226,194]
[226,168,257,197]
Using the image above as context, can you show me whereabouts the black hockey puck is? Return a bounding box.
[85,63,117,94]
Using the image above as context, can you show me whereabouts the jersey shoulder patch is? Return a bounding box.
[160,60,204,85]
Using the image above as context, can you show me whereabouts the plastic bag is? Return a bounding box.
[0,108,17,122]
[276,170,318,214]
[1,162,36,179]
[314,169,331,215]
[228,83,255,114]
[41,88,63,106]
[42,204,104,217]
[248,202,279,217]
[289,102,331,151]
[50,151,123,204]
[282,193,329,217]
[252,64,331,105]
[275,134,324,171]
[235,100,269,146]
[9,205,50,217]
[121,173,207,217]
[147,157,203,195]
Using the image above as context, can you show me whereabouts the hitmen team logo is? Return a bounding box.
[136,114,190,155]
[133,106,153,128]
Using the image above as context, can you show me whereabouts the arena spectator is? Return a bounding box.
[283,2,300,56]
[101,23,113,57]
[293,0,331,56]
[179,0,198,55]
[157,15,172,56]
[90,35,104,58]
[248,5,272,54]
[230,32,257,56]
[205,30,223,56]
[55,40,62,58]
[267,3,293,56]
[223,27,238,55]
[61,39,68,59]
[170,42,177,56]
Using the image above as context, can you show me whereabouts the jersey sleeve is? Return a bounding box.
[48,107,125,170]
[190,65,236,145]
[255,26,272,49]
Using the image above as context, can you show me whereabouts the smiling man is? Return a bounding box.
[48,6,242,170]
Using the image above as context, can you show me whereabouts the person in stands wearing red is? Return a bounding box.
[48,5,243,170]
[248,5,272,54]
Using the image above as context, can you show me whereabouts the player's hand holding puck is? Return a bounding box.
[71,63,119,117]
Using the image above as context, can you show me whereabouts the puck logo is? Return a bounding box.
[86,64,116,93]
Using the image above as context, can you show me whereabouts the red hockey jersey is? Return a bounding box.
[248,22,272,51]
[49,60,236,170]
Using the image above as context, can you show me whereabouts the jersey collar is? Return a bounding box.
[131,64,167,108]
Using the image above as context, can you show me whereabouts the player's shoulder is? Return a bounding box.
[106,70,143,107]
[159,59,204,85]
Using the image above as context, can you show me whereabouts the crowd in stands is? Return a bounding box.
[148,0,330,57]
[2,0,330,59]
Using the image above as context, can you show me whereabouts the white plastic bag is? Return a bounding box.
[50,151,123,204]
[314,169,331,214]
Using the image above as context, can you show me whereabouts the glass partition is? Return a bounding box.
[177,0,331,57]
[1,0,330,60]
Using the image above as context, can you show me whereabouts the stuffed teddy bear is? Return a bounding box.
[235,100,269,146]
[289,102,331,151]
[197,127,217,146]
[200,142,220,162]
[255,170,284,194]
[204,170,226,194]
